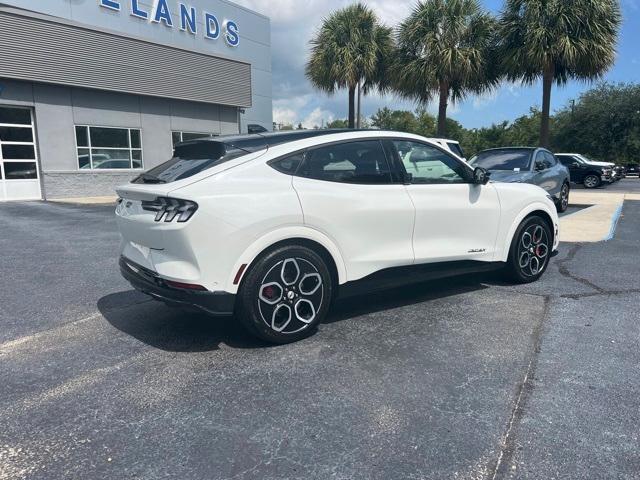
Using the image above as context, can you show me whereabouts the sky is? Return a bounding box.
[235,0,640,129]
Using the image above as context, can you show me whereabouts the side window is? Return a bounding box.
[298,140,392,184]
[270,153,303,174]
[534,151,550,170]
[544,151,557,166]
[392,140,468,184]
[557,156,572,166]
[447,142,465,158]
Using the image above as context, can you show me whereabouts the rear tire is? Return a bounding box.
[236,245,333,344]
[583,174,600,189]
[504,216,553,284]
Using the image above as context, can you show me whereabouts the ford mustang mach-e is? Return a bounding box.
[116,130,559,343]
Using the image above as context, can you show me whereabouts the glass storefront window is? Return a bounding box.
[172,131,216,147]
[75,126,143,169]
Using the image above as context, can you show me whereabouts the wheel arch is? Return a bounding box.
[499,203,557,262]
[226,227,347,294]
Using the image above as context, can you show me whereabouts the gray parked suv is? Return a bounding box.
[470,147,571,213]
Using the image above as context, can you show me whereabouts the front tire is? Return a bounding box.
[504,216,553,284]
[555,182,570,213]
[237,245,333,344]
[583,174,600,189]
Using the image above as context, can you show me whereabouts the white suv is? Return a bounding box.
[116,130,559,343]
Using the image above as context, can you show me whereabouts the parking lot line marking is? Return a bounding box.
[0,313,101,354]
[7,350,154,415]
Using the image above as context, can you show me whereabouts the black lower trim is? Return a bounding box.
[119,256,235,315]
[338,260,503,298]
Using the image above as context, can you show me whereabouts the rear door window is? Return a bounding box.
[298,141,393,184]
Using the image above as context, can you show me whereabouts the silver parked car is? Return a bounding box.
[470,147,571,213]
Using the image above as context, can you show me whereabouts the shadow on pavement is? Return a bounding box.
[99,273,491,352]
[328,274,491,323]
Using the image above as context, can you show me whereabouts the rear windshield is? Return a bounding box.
[132,142,250,184]
[471,149,532,171]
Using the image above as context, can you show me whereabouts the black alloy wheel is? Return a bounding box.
[505,216,553,284]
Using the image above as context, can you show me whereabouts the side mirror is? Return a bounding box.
[535,161,546,172]
[571,162,580,168]
[473,167,490,185]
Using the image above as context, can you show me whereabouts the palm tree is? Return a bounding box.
[498,0,621,148]
[306,3,393,129]
[394,0,498,137]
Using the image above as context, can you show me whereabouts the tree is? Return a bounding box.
[507,108,544,147]
[498,0,621,148]
[326,119,349,129]
[394,0,498,137]
[371,107,419,133]
[553,83,640,164]
[306,3,393,129]
[369,107,437,136]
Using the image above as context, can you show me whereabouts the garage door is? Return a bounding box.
[0,105,41,201]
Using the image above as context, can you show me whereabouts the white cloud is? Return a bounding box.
[472,90,498,109]
[232,0,586,129]
[273,106,298,126]
[233,0,414,125]
[302,107,335,129]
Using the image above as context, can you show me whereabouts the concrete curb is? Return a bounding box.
[48,196,118,205]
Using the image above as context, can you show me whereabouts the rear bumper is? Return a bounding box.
[119,256,235,315]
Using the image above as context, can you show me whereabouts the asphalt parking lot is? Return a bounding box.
[1,179,639,480]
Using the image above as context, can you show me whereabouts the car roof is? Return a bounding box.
[177,129,354,153]
[478,147,538,152]
[425,138,459,143]
[176,129,459,154]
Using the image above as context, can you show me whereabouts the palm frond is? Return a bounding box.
[306,3,393,95]
[498,0,621,85]
[392,0,499,105]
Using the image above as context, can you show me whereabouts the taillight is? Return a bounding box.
[141,197,198,223]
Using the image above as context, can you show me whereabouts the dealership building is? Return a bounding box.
[0,0,272,201]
